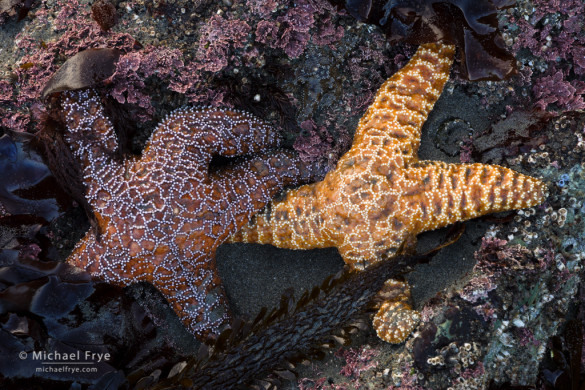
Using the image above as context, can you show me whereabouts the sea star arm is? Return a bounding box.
[142,107,284,172]
[372,279,419,344]
[401,161,547,235]
[60,90,124,209]
[345,43,455,169]
[213,151,327,240]
[228,181,328,249]
[150,254,230,337]
[55,80,335,341]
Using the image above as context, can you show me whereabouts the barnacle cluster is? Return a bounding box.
[426,341,481,374]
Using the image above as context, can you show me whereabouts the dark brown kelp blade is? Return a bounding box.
[41,48,120,99]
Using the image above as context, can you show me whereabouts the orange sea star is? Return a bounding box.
[61,89,324,340]
[230,43,547,343]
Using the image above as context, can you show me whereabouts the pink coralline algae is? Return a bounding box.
[0,80,13,102]
[2,0,136,132]
[336,346,379,380]
[248,0,278,17]
[293,119,335,162]
[5,1,238,130]
[254,0,342,58]
[1,111,30,133]
[515,327,540,347]
[195,15,251,72]
[108,47,185,117]
[387,362,425,390]
[2,0,349,135]
[459,136,474,164]
[474,237,534,268]
[512,0,585,64]
[311,13,344,46]
[255,15,312,58]
[459,237,534,304]
[452,362,486,387]
[532,70,585,112]
[507,0,585,113]
[14,0,135,105]
[459,274,498,304]
[522,0,584,26]
[109,45,236,116]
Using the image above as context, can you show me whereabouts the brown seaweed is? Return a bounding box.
[0,256,193,389]
[0,132,65,222]
[329,0,517,81]
[41,48,120,99]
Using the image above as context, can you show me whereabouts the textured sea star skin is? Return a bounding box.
[62,89,323,339]
[230,43,547,343]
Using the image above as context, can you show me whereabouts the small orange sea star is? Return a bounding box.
[229,43,547,343]
[60,89,324,340]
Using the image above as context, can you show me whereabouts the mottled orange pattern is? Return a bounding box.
[230,43,547,343]
[62,89,322,340]
[372,279,419,344]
